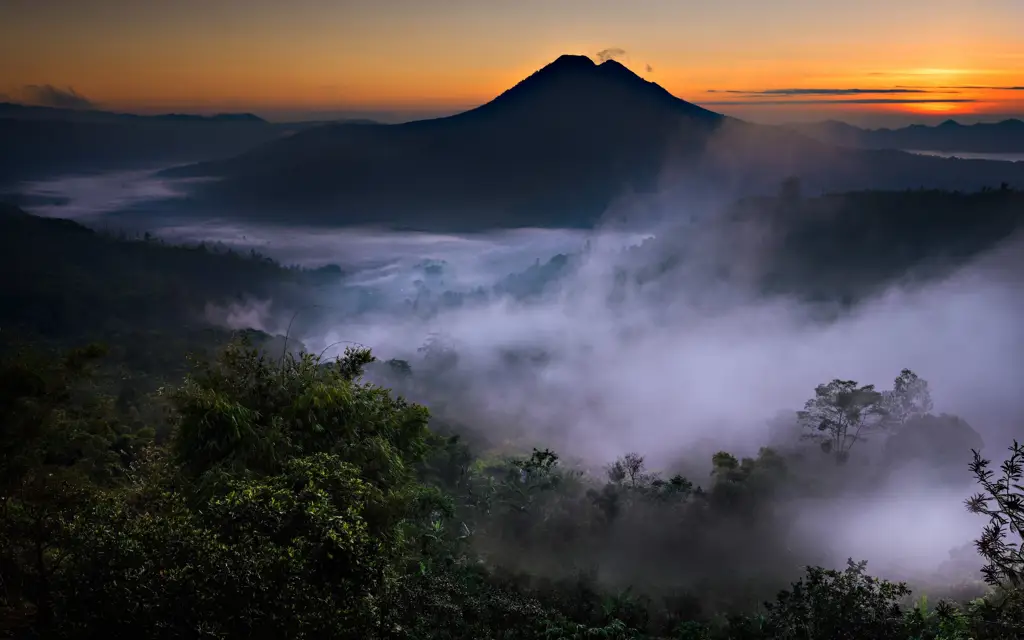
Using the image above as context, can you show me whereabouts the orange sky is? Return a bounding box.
[2,0,1022,125]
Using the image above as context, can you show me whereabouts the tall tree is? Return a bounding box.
[798,379,885,464]
[880,368,933,428]
[966,440,1024,589]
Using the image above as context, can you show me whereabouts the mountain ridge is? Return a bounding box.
[787,118,1024,153]
[0,102,267,124]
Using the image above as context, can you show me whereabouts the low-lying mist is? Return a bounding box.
[14,168,1024,595]
[280,200,1023,590]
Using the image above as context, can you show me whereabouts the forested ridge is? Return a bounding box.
[2,192,1024,638]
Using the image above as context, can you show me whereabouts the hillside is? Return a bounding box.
[162,55,1024,231]
[0,203,332,369]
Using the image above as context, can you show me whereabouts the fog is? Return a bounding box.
[289,200,1023,585]
[13,169,641,291]
[12,170,204,221]
[16,167,1024,588]
[299,212,1024,460]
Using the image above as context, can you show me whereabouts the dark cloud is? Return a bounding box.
[699,98,978,106]
[645,64,654,74]
[940,85,1024,91]
[596,48,626,63]
[711,87,938,97]
[22,84,95,109]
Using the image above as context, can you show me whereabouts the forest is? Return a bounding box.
[1,189,1023,639]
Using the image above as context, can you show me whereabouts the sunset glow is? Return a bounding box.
[2,0,1022,125]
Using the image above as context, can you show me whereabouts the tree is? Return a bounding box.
[607,452,650,487]
[53,454,390,638]
[169,342,432,490]
[798,379,885,464]
[708,448,786,513]
[46,341,451,638]
[760,559,912,640]
[966,440,1024,589]
[880,368,933,429]
[0,343,142,630]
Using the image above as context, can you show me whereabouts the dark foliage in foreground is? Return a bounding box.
[1,339,1022,639]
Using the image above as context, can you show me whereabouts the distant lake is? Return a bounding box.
[904,149,1024,162]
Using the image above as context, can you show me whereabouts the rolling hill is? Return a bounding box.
[164,55,1024,231]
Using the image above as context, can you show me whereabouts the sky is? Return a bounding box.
[2,0,1023,127]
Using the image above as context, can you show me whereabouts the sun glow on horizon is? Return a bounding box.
[2,0,1022,126]
[903,101,974,115]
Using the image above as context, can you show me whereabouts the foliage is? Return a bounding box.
[169,343,431,487]
[0,342,152,628]
[51,452,398,638]
[797,379,885,463]
[757,559,911,639]
[881,368,935,428]
[966,441,1024,589]
[2,334,1023,637]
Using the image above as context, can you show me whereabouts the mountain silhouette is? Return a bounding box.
[164,55,737,228]
[0,104,321,187]
[449,54,721,123]
[166,55,1024,231]
[0,102,267,124]
[787,118,1024,153]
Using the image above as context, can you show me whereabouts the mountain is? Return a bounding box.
[164,55,1024,231]
[0,102,267,124]
[787,118,1024,153]
[339,118,381,125]
[0,104,321,187]
[165,54,728,229]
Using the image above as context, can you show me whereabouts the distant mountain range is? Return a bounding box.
[0,102,267,124]
[0,103,325,186]
[162,55,1024,231]
[787,119,1024,153]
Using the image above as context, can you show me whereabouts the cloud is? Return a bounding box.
[645,64,654,74]
[710,88,939,97]
[22,84,95,109]
[940,85,1024,91]
[596,48,626,63]
[700,98,978,106]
